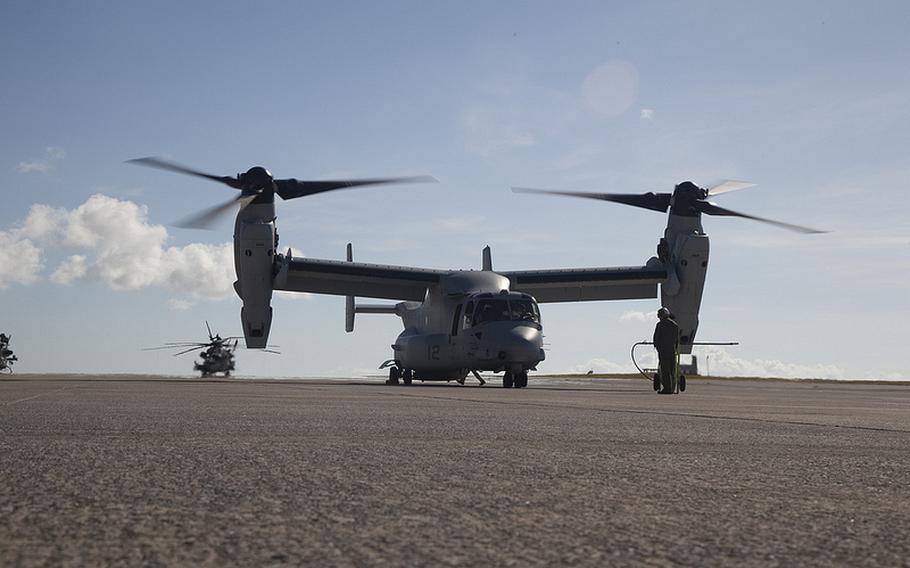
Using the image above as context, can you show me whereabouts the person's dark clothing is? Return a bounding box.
[653,317,680,393]
[653,318,679,352]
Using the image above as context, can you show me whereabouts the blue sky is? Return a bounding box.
[2,1,908,379]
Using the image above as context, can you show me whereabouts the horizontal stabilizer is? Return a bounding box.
[355,304,398,314]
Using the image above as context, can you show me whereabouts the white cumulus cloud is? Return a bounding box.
[619,310,653,323]
[274,290,312,301]
[698,347,846,380]
[18,203,68,240]
[564,347,890,380]
[50,255,87,285]
[16,147,66,174]
[0,230,43,288]
[12,194,237,299]
[55,195,233,296]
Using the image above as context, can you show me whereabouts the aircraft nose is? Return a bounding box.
[497,325,544,363]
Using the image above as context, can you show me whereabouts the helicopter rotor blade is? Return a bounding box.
[512,187,672,213]
[126,157,242,189]
[172,346,205,357]
[705,179,756,197]
[173,194,257,230]
[130,157,436,233]
[274,176,437,200]
[698,202,828,234]
[205,321,213,341]
[144,342,209,350]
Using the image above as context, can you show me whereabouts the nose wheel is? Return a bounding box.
[502,371,529,388]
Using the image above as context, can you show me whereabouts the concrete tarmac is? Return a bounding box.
[1,375,908,567]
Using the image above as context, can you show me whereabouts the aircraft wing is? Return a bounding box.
[501,263,667,303]
[274,254,447,301]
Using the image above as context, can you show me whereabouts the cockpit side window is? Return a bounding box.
[451,304,462,337]
[463,301,474,329]
[509,298,540,323]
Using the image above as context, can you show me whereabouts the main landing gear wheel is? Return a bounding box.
[386,366,400,385]
[679,374,686,393]
[402,369,413,386]
[652,373,660,392]
[515,371,528,388]
[503,371,528,388]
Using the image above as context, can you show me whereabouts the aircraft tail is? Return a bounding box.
[344,243,398,332]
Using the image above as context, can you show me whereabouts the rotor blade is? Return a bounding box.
[706,180,756,197]
[259,349,281,354]
[698,202,828,234]
[144,342,209,350]
[205,321,213,340]
[512,187,672,213]
[172,346,204,356]
[173,194,257,230]
[274,175,436,200]
[126,157,242,189]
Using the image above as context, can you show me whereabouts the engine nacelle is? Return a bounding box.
[234,219,275,348]
[660,232,709,355]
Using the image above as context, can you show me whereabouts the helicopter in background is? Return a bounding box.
[0,333,18,374]
[145,322,249,377]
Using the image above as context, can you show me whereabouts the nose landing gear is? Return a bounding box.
[502,371,528,388]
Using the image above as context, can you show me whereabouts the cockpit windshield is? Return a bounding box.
[471,297,540,326]
[474,300,511,325]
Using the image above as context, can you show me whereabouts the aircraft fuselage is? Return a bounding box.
[389,271,545,382]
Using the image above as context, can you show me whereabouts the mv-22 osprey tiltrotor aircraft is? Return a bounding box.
[129,158,823,389]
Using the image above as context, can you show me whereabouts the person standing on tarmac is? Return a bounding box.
[653,308,680,394]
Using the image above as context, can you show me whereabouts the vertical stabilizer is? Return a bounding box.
[482,245,493,271]
[345,243,355,332]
